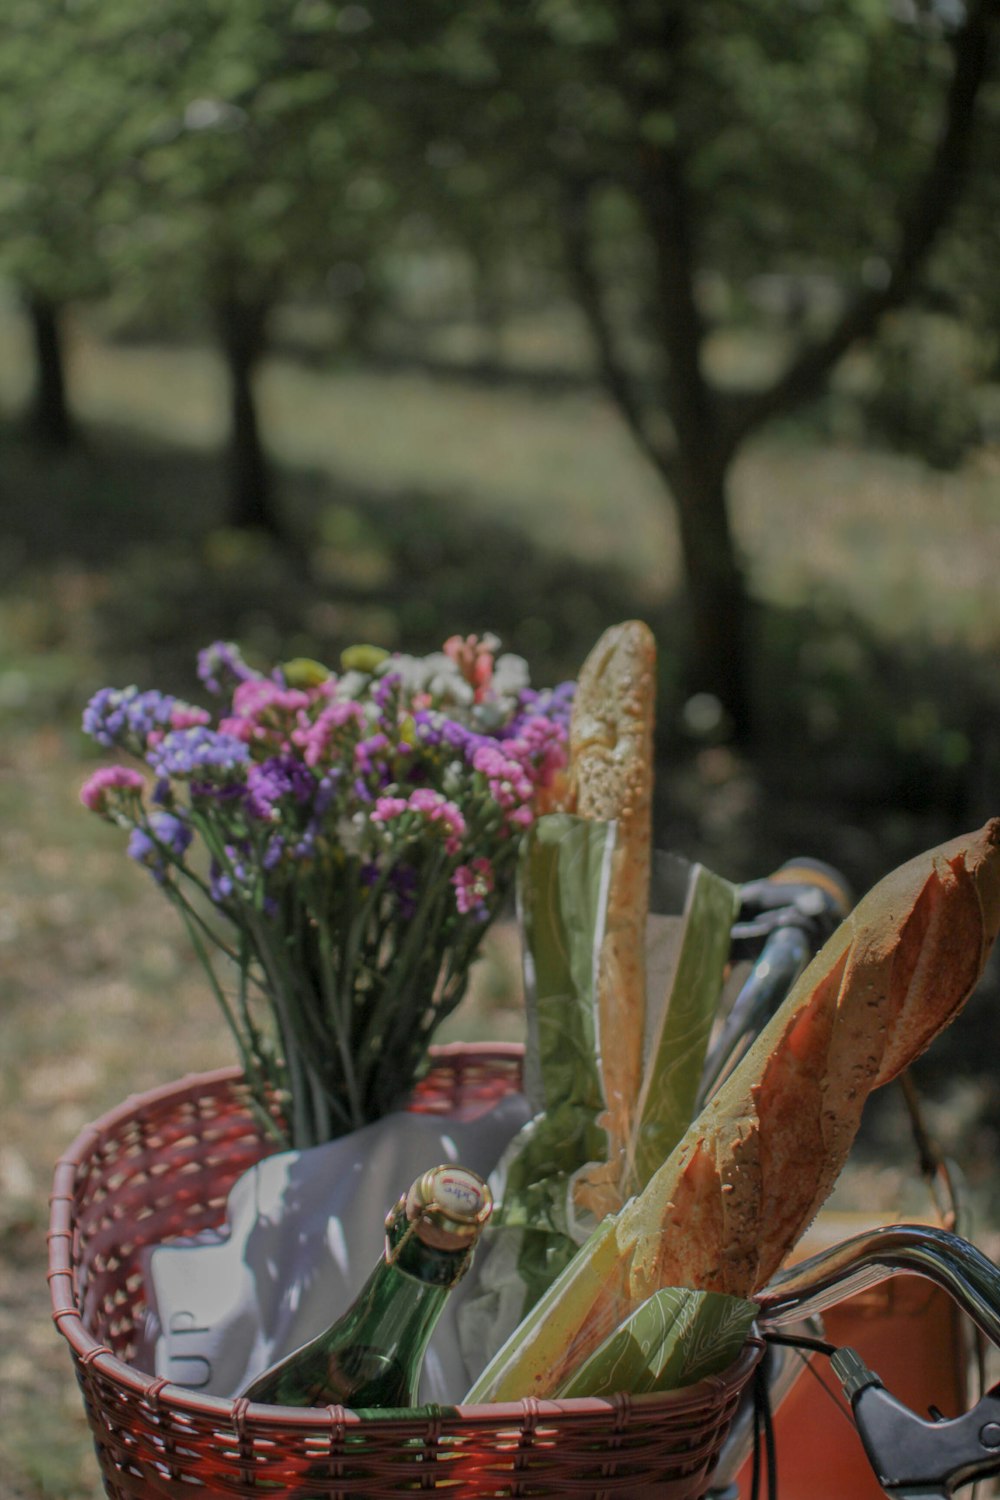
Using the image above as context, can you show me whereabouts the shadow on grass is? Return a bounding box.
[6,418,999,878]
[0,416,649,703]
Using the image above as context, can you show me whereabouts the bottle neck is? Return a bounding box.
[386,1205,476,1288]
[330,1233,465,1407]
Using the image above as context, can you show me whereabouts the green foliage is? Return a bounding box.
[860,313,986,469]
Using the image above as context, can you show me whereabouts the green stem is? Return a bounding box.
[249,911,354,1144]
[357,854,454,1109]
[311,898,364,1132]
[169,894,284,1141]
[247,922,314,1149]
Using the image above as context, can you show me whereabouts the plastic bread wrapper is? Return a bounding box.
[459,813,739,1383]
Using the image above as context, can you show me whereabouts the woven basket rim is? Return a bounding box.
[48,1048,763,1431]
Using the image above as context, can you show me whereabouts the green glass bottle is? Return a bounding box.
[240,1164,493,1409]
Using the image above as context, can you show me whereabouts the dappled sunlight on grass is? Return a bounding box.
[735,441,1000,647]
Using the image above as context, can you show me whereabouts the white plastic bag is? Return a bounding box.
[136,1090,531,1403]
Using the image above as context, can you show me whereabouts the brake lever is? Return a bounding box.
[831,1346,1000,1498]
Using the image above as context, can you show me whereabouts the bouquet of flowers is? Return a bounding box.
[80,634,574,1148]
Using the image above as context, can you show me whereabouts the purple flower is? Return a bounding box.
[147,727,250,783]
[127,826,157,869]
[150,811,193,857]
[292,829,318,860]
[371,672,401,710]
[246,757,316,821]
[354,733,391,775]
[263,834,286,870]
[412,711,443,748]
[127,811,191,882]
[209,842,253,901]
[197,641,263,696]
[83,687,177,750]
[389,863,419,920]
[314,773,340,818]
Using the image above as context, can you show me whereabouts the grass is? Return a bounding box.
[2,297,1000,1497]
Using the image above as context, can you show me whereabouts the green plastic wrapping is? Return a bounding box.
[489,815,615,1300]
[460,819,744,1398]
[628,860,739,1191]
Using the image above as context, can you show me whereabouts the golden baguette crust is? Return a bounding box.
[624,817,1000,1301]
[568,621,656,1200]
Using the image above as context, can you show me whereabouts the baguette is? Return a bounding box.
[568,620,656,1197]
[627,817,1000,1300]
[474,819,1000,1400]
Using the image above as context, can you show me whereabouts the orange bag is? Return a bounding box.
[735,1081,973,1500]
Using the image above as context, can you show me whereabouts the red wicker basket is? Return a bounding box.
[49,1043,762,1499]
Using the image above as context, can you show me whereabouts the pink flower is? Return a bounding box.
[218,715,256,743]
[452,858,494,917]
[407,788,443,813]
[220,681,315,753]
[146,703,213,749]
[444,633,498,703]
[371,796,409,824]
[407,789,467,852]
[231,680,312,719]
[370,790,467,854]
[80,765,146,813]
[170,705,212,731]
[295,701,365,767]
[471,744,533,810]
[505,716,569,787]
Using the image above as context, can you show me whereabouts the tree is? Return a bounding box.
[417,0,1000,739]
[1,0,420,530]
[97,0,393,537]
[0,1,139,449]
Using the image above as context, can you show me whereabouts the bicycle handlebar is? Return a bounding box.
[754,1222,1000,1350]
[738,1223,1000,1497]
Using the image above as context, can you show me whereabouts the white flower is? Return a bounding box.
[334,670,370,700]
[336,814,364,855]
[492,653,530,697]
[442,759,465,797]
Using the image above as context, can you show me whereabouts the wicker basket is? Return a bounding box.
[49,1043,762,1499]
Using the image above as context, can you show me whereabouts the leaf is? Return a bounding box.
[464,1215,625,1404]
[556,1287,756,1398]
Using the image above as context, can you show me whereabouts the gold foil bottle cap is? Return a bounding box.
[404,1165,492,1250]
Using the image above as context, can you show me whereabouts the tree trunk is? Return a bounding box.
[215,295,282,536]
[561,176,754,741]
[669,451,753,743]
[26,293,75,451]
[640,143,754,743]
